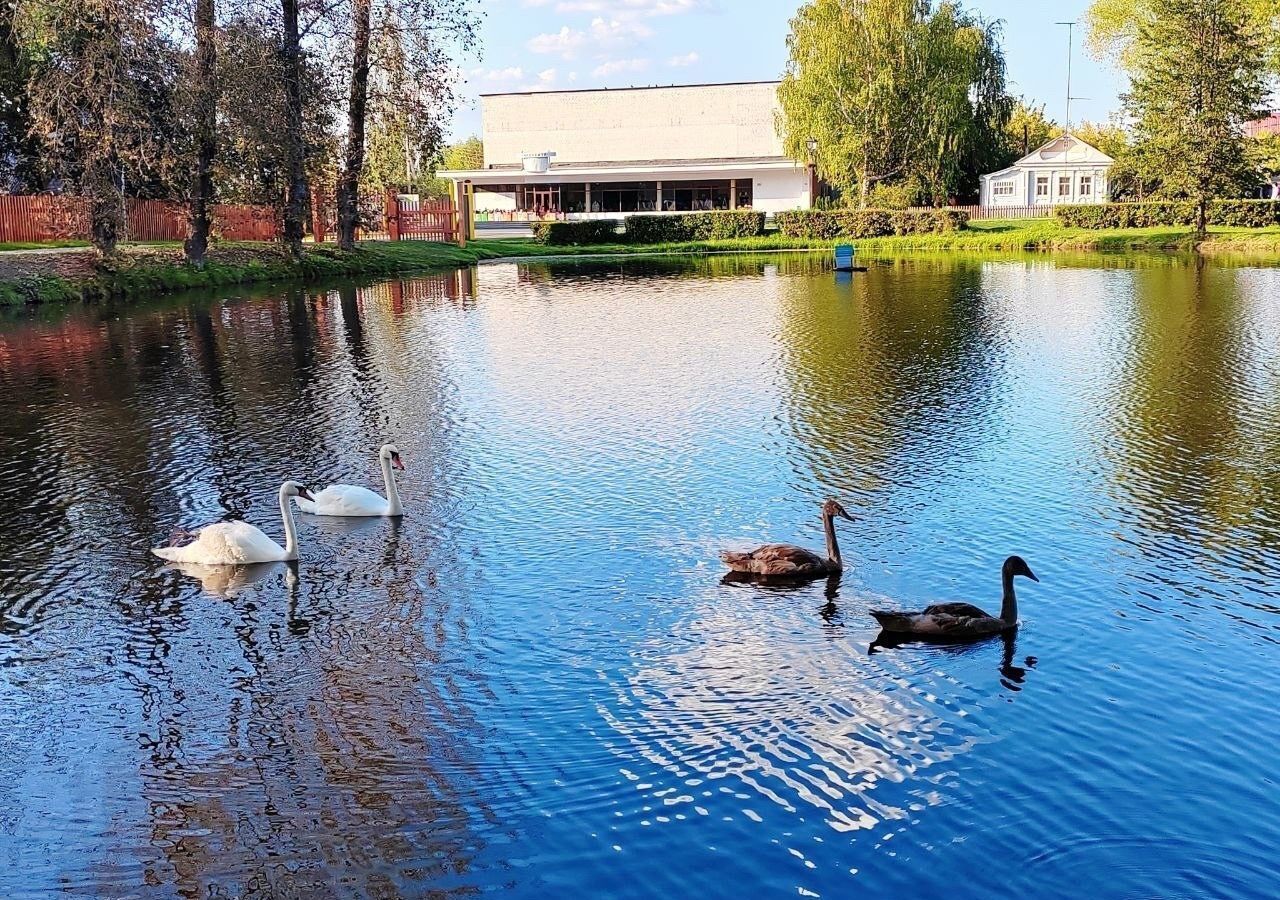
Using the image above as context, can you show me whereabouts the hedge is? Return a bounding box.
[1055,201,1280,229]
[774,208,968,239]
[624,211,767,242]
[530,219,621,245]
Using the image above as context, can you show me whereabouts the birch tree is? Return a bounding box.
[777,0,1010,205]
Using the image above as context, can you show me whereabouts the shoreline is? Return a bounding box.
[3,223,1280,305]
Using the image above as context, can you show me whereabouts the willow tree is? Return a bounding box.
[777,0,1010,206]
[1123,0,1266,233]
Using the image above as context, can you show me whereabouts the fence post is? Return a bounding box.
[453,180,469,248]
[386,188,400,241]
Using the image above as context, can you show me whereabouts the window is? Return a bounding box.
[993,179,1015,197]
[1058,175,1072,197]
[1079,175,1093,197]
[1036,175,1050,198]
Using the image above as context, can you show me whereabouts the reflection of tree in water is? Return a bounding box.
[776,258,1008,495]
[1104,264,1280,555]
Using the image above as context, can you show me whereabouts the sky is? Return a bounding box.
[448,0,1126,139]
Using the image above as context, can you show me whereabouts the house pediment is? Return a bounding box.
[1017,134,1114,168]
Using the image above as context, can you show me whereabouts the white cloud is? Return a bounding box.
[667,51,698,67]
[470,66,525,82]
[527,17,653,58]
[591,57,650,77]
[516,68,560,91]
[527,26,586,56]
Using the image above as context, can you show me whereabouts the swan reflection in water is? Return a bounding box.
[870,627,1039,691]
[721,570,847,629]
[162,559,298,599]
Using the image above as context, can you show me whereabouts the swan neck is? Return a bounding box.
[382,455,402,516]
[280,486,300,560]
[823,513,841,567]
[1000,569,1017,624]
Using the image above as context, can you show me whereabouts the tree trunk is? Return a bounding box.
[280,0,309,257]
[86,157,122,256]
[186,0,217,267]
[336,0,372,251]
[1197,197,1207,237]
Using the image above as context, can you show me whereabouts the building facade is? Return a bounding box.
[439,81,813,220]
[979,134,1114,209]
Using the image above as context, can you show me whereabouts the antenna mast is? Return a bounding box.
[1057,21,1076,131]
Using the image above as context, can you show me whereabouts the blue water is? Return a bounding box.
[1,253,1278,898]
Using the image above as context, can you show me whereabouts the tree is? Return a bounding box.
[0,0,41,191]
[1003,100,1059,160]
[777,0,1011,206]
[15,0,180,254]
[416,135,481,198]
[279,0,309,255]
[336,0,371,249]
[1086,0,1280,72]
[187,0,217,266]
[1123,0,1267,233]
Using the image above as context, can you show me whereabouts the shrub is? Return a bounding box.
[1056,201,1280,229]
[623,211,766,243]
[774,208,968,239]
[530,219,621,245]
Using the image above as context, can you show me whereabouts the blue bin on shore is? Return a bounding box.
[834,244,855,271]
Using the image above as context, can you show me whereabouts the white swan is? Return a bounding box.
[294,443,405,517]
[152,481,313,565]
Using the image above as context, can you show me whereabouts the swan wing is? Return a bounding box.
[923,602,991,618]
[303,483,389,517]
[152,521,286,565]
[721,543,827,575]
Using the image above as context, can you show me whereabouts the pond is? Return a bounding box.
[1,252,1278,898]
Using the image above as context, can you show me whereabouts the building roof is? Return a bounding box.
[479,80,781,99]
[439,155,801,181]
[981,133,1114,181]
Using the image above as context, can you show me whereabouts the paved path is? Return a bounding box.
[0,247,97,281]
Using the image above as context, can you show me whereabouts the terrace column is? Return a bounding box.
[730,179,737,210]
[656,181,662,212]
[585,183,592,215]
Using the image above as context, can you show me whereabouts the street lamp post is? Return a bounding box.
[806,137,819,207]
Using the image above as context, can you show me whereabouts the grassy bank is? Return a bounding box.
[4,220,1280,305]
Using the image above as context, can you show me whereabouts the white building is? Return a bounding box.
[979,134,1114,209]
[439,81,813,220]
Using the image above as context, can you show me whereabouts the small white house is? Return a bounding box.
[980,134,1114,209]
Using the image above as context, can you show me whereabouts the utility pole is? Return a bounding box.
[1057,21,1076,131]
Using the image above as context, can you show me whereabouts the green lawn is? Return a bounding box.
[5,221,1280,305]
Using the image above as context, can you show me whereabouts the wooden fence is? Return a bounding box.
[929,205,1053,221]
[310,188,462,245]
[0,194,281,243]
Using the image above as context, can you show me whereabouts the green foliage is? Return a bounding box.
[624,212,767,242]
[775,208,968,238]
[866,180,923,209]
[530,220,621,245]
[1086,0,1280,73]
[1056,200,1280,228]
[1003,100,1060,160]
[1123,0,1267,229]
[777,0,1011,205]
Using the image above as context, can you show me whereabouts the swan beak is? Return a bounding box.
[1027,568,1039,583]
[392,454,405,471]
[299,487,315,501]
[839,509,854,521]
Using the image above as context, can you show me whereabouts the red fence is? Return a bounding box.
[0,194,281,243]
[310,188,462,245]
